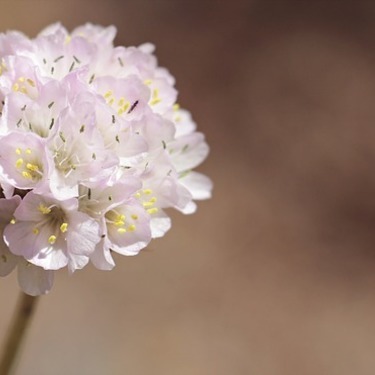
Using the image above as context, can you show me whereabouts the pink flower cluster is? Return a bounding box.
[0,23,211,295]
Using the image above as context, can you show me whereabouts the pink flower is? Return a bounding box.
[0,23,212,295]
[0,196,54,295]
[4,192,100,272]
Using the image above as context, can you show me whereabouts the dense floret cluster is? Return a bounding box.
[0,23,211,295]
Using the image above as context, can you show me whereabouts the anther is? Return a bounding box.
[15,158,24,168]
[128,224,136,232]
[26,163,39,172]
[38,204,51,215]
[48,235,57,244]
[60,223,68,233]
[104,90,113,99]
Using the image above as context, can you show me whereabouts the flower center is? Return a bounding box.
[105,209,137,234]
[53,136,83,177]
[103,90,131,115]
[135,189,158,215]
[15,147,43,181]
[34,203,69,245]
[12,76,36,96]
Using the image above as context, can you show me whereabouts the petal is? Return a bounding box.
[29,233,69,271]
[90,240,115,271]
[67,254,89,274]
[172,109,197,137]
[178,201,197,215]
[17,260,54,296]
[169,132,209,172]
[4,221,39,258]
[107,203,151,256]
[179,171,213,200]
[68,212,100,255]
[150,210,171,239]
[0,247,17,276]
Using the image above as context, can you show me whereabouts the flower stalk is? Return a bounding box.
[0,292,39,375]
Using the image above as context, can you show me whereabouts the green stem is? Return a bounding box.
[0,292,39,375]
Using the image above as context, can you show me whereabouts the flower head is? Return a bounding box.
[0,23,212,295]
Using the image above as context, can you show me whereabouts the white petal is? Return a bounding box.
[90,241,115,271]
[170,133,209,172]
[139,43,155,54]
[67,254,89,274]
[180,171,213,200]
[68,212,100,257]
[17,261,54,296]
[150,210,171,238]
[0,247,17,276]
[178,201,197,215]
[4,221,40,258]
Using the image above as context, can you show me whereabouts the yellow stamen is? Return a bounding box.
[143,202,154,208]
[128,224,136,232]
[150,89,161,105]
[15,158,24,168]
[65,35,72,44]
[38,204,51,215]
[104,90,113,99]
[18,77,25,83]
[22,171,32,179]
[15,148,22,155]
[26,163,39,172]
[147,208,158,215]
[173,103,180,111]
[33,228,39,235]
[144,79,152,85]
[10,218,16,224]
[60,222,68,233]
[48,235,57,244]
[117,228,127,234]
[114,220,125,227]
[25,148,32,155]
[149,197,157,203]
[143,189,152,195]
[12,83,19,92]
[131,214,138,220]
[135,192,141,198]
[150,98,161,106]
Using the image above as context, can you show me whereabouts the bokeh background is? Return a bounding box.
[2,0,375,374]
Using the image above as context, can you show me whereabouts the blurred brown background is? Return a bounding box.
[2,0,375,374]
